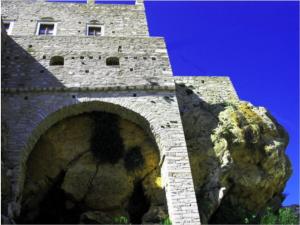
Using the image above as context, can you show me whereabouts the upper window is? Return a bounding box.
[87,25,103,36]
[3,21,14,35]
[36,22,57,36]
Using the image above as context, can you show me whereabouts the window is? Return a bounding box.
[106,57,119,66]
[50,56,64,66]
[3,21,14,35]
[36,22,57,36]
[87,25,103,36]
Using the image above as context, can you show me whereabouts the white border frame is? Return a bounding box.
[3,21,14,35]
[86,24,104,36]
[36,22,58,36]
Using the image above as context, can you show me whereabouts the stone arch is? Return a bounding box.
[17,100,160,203]
[40,17,55,21]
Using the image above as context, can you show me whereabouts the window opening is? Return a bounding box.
[36,22,57,36]
[87,25,103,36]
[106,57,119,66]
[3,21,14,35]
[50,56,64,66]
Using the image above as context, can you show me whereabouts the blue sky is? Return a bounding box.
[49,0,299,206]
[145,1,299,206]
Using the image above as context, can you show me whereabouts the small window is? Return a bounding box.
[106,57,119,66]
[3,21,14,35]
[87,25,103,36]
[36,22,57,36]
[50,56,64,66]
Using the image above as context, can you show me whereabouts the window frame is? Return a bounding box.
[36,21,58,36]
[3,20,14,35]
[86,24,104,37]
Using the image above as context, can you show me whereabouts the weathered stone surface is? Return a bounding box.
[177,82,291,223]
[142,205,168,223]
[21,115,94,212]
[80,211,114,224]
[84,162,134,210]
[61,152,97,202]
[19,113,165,224]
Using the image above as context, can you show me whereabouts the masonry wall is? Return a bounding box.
[2,90,201,225]
[2,36,173,89]
[1,0,148,37]
[175,76,239,104]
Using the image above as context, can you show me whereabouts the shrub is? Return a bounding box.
[161,217,172,225]
[113,216,128,224]
[260,208,277,224]
[278,208,298,225]
[259,207,298,225]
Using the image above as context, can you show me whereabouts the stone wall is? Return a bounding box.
[2,89,201,225]
[2,35,173,89]
[175,76,239,104]
[1,0,148,37]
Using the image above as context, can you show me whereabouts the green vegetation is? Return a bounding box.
[113,216,128,224]
[244,207,298,225]
[161,217,172,225]
[278,208,298,224]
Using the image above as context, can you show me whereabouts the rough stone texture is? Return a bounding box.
[2,36,173,89]
[2,0,148,37]
[2,89,201,224]
[1,0,292,224]
[1,0,201,222]
[20,113,166,224]
[176,83,292,223]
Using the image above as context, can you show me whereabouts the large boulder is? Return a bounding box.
[177,83,292,224]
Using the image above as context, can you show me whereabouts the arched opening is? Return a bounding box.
[89,20,100,24]
[106,57,119,66]
[40,17,55,21]
[50,56,64,66]
[16,109,168,224]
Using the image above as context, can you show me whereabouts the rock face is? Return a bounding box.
[176,84,292,223]
[18,112,166,224]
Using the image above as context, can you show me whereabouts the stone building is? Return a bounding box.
[1,0,291,224]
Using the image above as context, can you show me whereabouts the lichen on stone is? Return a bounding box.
[176,84,292,224]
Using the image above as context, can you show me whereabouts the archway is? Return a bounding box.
[16,102,169,224]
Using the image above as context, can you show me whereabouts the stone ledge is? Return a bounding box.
[1,84,176,93]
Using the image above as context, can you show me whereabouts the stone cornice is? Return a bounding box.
[1,84,176,94]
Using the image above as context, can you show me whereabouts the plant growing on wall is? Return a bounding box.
[113,216,129,224]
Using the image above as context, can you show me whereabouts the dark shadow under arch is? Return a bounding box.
[17,100,163,224]
[17,100,157,202]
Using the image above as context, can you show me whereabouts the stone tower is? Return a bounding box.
[1,0,240,224]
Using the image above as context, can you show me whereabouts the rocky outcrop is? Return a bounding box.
[176,84,292,223]
[18,113,166,224]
